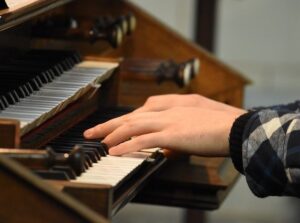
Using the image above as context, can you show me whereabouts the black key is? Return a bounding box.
[25,82,34,94]
[17,86,27,98]
[99,143,109,156]
[5,92,17,104]
[0,96,9,108]
[0,98,5,110]
[52,166,77,179]
[35,170,70,180]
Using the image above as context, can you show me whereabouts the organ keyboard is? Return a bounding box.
[0,49,118,135]
[0,0,249,222]
[45,107,165,187]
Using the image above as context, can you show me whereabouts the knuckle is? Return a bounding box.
[133,136,146,147]
[126,121,136,129]
[190,94,201,101]
[104,132,114,141]
[145,97,153,105]
[169,106,182,112]
[121,114,131,122]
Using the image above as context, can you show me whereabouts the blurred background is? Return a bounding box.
[114,0,300,222]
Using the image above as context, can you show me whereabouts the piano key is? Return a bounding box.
[22,94,66,102]
[0,111,39,120]
[41,83,81,91]
[12,90,21,101]
[34,89,74,98]
[35,170,71,180]
[16,87,27,98]
[4,105,51,113]
[5,92,17,104]
[14,100,58,108]
[0,96,10,108]
[84,155,93,168]
[21,84,31,96]
[25,82,35,94]
[2,108,38,118]
[0,100,5,110]
[52,166,77,179]
[20,95,64,104]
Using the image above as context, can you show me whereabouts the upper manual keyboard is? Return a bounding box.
[0,50,118,135]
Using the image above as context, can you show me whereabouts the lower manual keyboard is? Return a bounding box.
[43,107,165,217]
[45,107,164,188]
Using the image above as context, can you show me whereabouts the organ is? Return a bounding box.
[0,0,249,222]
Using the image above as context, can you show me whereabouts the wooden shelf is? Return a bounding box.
[0,0,73,31]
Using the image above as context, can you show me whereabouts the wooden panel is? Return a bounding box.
[53,181,113,219]
[134,156,238,210]
[0,155,107,223]
[0,118,20,148]
[210,87,245,107]
[32,0,250,102]
[0,0,73,31]
[117,80,188,107]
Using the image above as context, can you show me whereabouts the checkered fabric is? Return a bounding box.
[230,101,300,198]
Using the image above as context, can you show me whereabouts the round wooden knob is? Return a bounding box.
[189,58,201,78]
[181,63,192,86]
[125,13,137,35]
[66,145,86,176]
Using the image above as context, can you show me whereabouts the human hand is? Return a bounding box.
[84,106,246,156]
[134,94,244,114]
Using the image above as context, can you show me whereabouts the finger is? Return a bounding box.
[108,132,166,155]
[83,114,131,139]
[103,118,163,147]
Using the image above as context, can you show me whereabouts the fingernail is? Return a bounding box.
[108,147,118,156]
[84,129,93,138]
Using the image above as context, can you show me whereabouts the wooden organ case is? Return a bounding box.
[0,0,249,222]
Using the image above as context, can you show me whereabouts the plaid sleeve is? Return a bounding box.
[230,108,300,198]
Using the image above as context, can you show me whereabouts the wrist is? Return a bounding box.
[229,111,256,174]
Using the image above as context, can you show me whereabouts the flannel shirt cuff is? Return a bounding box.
[229,111,256,174]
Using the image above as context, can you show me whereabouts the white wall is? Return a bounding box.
[130,0,196,40]
[216,0,300,108]
[216,0,300,64]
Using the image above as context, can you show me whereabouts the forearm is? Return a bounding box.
[229,109,300,198]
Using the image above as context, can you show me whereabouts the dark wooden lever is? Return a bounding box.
[120,58,201,87]
[0,146,85,176]
[94,13,136,36]
[89,25,123,48]
[31,13,137,48]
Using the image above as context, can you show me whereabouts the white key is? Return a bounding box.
[72,153,148,186]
